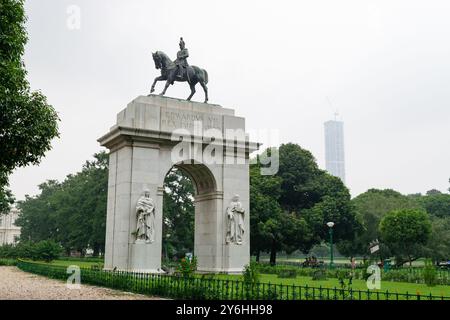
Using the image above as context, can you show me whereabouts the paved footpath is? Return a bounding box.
[0,266,161,300]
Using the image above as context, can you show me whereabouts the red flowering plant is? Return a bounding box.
[177,256,198,277]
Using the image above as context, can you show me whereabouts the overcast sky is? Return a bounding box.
[9,0,450,200]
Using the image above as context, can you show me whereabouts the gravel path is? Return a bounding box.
[0,266,161,300]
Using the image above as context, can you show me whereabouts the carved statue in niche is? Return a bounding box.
[135,188,156,243]
[226,194,245,245]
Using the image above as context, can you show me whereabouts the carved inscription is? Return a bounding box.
[161,109,222,132]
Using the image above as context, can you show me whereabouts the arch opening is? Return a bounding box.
[161,161,217,265]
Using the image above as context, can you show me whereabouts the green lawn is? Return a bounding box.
[32,259,101,269]
[213,273,450,297]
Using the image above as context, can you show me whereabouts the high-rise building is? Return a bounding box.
[324,119,345,183]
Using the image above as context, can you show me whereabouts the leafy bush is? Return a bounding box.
[90,263,104,271]
[0,244,18,259]
[0,240,62,262]
[33,240,62,262]
[264,286,279,300]
[177,256,197,277]
[0,258,17,266]
[311,269,327,280]
[423,259,438,287]
[277,269,297,278]
[257,262,450,285]
[243,261,261,285]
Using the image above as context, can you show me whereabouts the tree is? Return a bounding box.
[0,187,15,216]
[16,180,61,242]
[426,189,442,196]
[424,216,450,264]
[338,189,420,259]
[277,144,359,256]
[379,208,432,266]
[250,143,359,265]
[249,163,283,262]
[415,193,450,218]
[0,0,59,213]
[16,152,108,256]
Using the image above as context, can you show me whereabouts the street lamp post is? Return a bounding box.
[326,221,335,269]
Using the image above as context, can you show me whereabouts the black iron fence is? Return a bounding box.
[16,260,449,300]
[258,261,450,285]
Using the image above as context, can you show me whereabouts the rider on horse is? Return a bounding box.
[173,37,189,84]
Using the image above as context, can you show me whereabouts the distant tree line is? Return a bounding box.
[16,152,108,256]
[337,188,450,266]
[11,144,450,266]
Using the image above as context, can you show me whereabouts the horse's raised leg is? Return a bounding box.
[187,84,196,101]
[200,81,208,103]
[150,76,165,94]
[160,80,171,96]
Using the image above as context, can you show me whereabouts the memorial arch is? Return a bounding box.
[98,95,258,273]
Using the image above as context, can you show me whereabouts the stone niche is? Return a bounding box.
[98,95,258,273]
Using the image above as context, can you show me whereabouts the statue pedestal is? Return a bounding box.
[130,242,161,273]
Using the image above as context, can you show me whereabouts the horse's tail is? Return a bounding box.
[203,69,209,84]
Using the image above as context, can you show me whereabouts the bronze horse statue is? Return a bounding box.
[150,51,209,103]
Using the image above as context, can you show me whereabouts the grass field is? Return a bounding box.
[33,259,102,269]
[38,258,450,298]
[213,273,450,297]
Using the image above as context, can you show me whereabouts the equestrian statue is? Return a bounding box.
[150,37,209,103]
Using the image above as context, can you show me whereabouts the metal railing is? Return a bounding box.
[16,260,449,300]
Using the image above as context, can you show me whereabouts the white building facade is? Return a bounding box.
[324,120,346,183]
[0,207,21,245]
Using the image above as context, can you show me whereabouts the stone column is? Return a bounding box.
[221,150,251,273]
[104,144,133,270]
[194,191,223,272]
[128,144,163,272]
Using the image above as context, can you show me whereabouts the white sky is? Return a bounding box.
[9,0,450,200]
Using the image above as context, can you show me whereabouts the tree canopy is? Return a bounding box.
[251,143,360,264]
[16,152,108,255]
[379,208,432,266]
[0,0,59,213]
[337,188,419,258]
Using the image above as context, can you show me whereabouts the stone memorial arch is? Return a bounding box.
[98,95,258,273]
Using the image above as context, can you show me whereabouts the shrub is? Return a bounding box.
[423,259,438,287]
[242,261,260,285]
[33,240,62,262]
[277,269,297,278]
[90,263,104,271]
[0,240,62,262]
[0,244,16,259]
[0,258,17,266]
[177,256,197,277]
[311,269,327,280]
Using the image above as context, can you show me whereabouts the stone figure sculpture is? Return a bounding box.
[150,37,209,103]
[226,195,245,245]
[135,188,156,243]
